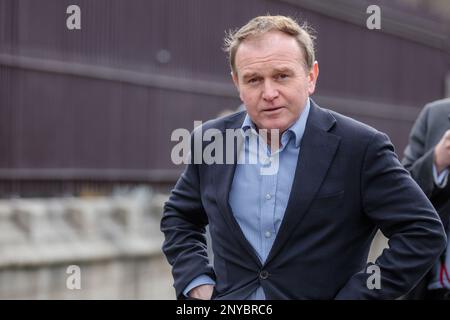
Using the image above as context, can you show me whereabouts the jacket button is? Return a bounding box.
[259,270,269,280]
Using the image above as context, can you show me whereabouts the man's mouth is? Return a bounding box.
[262,106,284,113]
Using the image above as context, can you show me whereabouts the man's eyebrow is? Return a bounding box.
[273,67,294,74]
[241,67,294,80]
[242,72,260,80]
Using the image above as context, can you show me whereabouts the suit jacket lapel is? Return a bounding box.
[214,113,263,266]
[265,102,341,265]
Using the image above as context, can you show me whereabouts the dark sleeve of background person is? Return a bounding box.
[402,104,450,221]
[402,105,436,197]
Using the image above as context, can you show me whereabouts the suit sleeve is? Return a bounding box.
[335,131,447,299]
[160,141,215,299]
[401,104,437,197]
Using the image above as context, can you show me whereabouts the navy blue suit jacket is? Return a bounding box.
[161,100,447,299]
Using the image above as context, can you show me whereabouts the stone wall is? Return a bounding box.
[0,188,389,299]
[0,189,175,299]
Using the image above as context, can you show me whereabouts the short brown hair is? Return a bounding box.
[223,15,316,74]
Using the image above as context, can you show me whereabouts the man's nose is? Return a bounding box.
[262,80,279,101]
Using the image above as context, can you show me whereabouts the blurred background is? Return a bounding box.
[0,0,449,299]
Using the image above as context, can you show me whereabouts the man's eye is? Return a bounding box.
[277,74,289,80]
[247,78,259,84]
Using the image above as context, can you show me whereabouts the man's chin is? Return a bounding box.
[258,121,288,134]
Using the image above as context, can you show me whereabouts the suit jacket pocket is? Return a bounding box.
[309,190,344,211]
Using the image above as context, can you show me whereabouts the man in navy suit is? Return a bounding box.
[161,15,446,300]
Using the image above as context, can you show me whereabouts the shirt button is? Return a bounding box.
[265,194,271,200]
[263,157,272,165]
[265,231,272,238]
[260,270,269,280]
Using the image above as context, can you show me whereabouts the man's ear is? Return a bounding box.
[307,61,319,95]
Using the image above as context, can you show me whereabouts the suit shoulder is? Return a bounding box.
[324,108,379,139]
[322,108,394,156]
[424,98,450,115]
[198,110,246,132]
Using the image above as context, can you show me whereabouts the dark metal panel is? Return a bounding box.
[0,65,240,169]
[0,0,449,196]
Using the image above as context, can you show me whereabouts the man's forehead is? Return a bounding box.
[235,32,304,70]
[235,51,304,75]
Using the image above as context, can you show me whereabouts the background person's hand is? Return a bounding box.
[188,284,214,300]
[434,129,450,173]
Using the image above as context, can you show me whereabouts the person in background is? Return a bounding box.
[402,98,450,300]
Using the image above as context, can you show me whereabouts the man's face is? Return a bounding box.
[232,30,319,134]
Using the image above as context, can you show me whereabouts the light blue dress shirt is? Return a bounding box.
[184,100,311,298]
